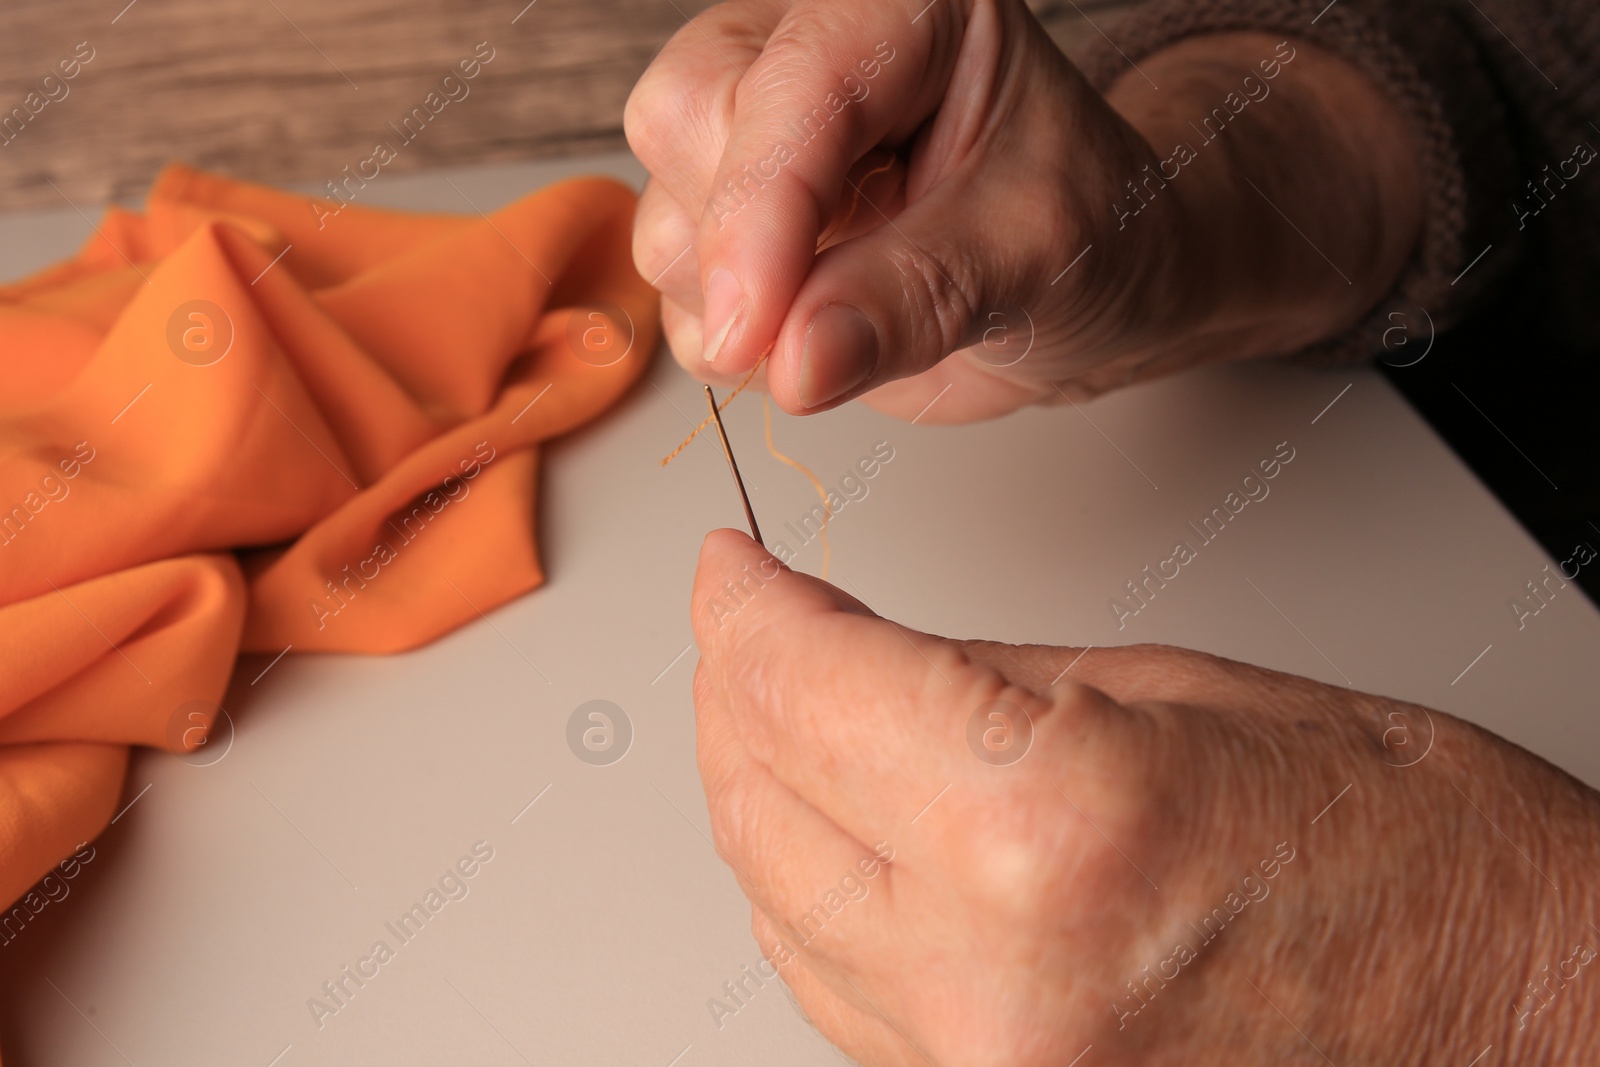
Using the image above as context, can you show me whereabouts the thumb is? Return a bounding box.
[764,0,1060,414]
[694,0,968,377]
[691,529,872,653]
[768,152,1035,413]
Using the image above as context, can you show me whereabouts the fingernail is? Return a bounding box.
[799,303,877,408]
[702,268,744,365]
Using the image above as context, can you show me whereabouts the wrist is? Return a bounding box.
[1470,734,1600,1064]
[1400,718,1600,1065]
[1103,31,1424,364]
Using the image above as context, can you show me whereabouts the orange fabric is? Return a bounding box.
[0,164,656,909]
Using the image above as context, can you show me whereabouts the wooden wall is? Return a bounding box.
[0,0,1138,213]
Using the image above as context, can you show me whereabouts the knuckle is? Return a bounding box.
[889,241,978,358]
[749,907,772,952]
[743,9,841,101]
[622,73,670,165]
[953,788,1071,918]
[668,329,705,377]
[631,222,666,288]
[691,656,714,710]
[1030,177,1081,268]
[733,615,798,704]
[706,767,768,867]
[956,780,1154,929]
[634,214,691,298]
[946,676,1151,920]
[662,299,704,370]
[626,69,721,177]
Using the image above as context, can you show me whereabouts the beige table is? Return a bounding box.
[1,152,1596,1067]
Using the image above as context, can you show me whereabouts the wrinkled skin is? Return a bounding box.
[630,1,1600,1063]
[625,0,1420,422]
[692,531,1600,1066]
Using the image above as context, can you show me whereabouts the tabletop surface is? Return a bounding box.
[2,152,1597,1067]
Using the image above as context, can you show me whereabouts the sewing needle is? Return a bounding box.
[704,384,764,547]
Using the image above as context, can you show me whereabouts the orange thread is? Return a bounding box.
[820,153,896,247]
[659,350,769,466]
[660,152,897,492]
[761,392,830,580]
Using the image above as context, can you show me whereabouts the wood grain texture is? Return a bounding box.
[0,0,1140,213]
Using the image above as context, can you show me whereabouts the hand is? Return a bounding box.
[627,2,1422,423]
[691,530,1600,1066]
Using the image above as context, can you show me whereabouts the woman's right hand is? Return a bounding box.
[624,0,1422,424]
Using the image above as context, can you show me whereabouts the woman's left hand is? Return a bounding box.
[691,528,1600,1067]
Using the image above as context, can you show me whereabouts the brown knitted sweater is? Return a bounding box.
[1080,0,1600,359]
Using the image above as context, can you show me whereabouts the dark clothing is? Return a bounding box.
[1084,0,1600,601]
[1084,0,1599,353]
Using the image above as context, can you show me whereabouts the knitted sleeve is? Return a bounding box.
[1077,0,1599,359]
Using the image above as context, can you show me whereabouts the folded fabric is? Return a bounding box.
[0,164,657,911]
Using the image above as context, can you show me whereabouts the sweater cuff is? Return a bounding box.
[1077,0,1520,363]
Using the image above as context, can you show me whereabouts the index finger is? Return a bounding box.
[624,1,778,208]
[690,529,1038,842]
[695,0,961,377]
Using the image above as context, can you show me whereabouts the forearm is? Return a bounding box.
[1321,712,1600,1065]
[1103,32,1424,366]
[1477,731,1600,1064]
